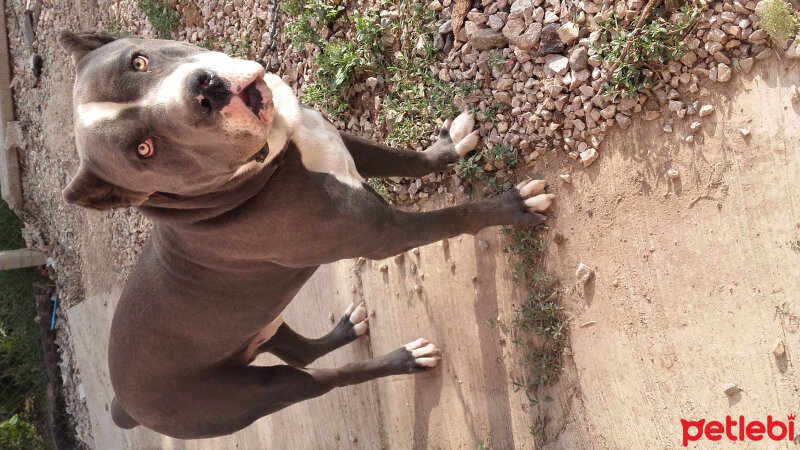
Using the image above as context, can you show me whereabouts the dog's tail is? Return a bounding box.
[111,397,140,429]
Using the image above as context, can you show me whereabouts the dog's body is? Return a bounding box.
[58,31,554,438]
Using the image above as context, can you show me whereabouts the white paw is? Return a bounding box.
[516,179,555,213]
[344,302,369,336]
[404,338,441,368]
[447,112,479,157]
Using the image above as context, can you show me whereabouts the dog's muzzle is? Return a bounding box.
[193,70,233,113]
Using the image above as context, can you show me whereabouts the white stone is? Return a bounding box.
[544,54,569,77]
[580,148,598,167]
[699,105,715,117]
[558,22,580,45]
[576,263,594,284]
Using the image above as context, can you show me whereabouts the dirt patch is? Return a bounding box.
[539,61,800,448]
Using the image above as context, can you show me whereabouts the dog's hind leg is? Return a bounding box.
[257,302,369,367]
[340,112,478,178]
[152,339,439,439]
[111,397,139,429]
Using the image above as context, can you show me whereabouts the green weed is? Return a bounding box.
[0,200,49,448]
[486,144,520,170]
[757,0,799,40]
[367,178,390,199]
[136,0,179,39]
[593,1,703,99]
[501,226,566,413]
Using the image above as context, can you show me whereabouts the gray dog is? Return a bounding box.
[57,30,554,439]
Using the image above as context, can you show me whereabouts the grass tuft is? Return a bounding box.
[593,0,703,99]
[757,0,800,40]
[136,0,179,39]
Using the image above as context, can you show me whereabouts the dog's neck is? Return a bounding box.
[138,73,301,222]
[261,73,301,167]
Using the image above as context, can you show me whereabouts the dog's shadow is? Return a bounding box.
[412,368,443,448]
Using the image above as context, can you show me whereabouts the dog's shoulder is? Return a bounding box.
[291,107,365,188]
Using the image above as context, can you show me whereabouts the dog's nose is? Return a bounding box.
[191,69,232,112]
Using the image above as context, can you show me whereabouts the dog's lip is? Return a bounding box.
[246,143,270,163]
[235,78,273,122]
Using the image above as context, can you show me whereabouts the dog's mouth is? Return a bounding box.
[238,81,263,116]
[235,78,274,127]
[247,142,270,163]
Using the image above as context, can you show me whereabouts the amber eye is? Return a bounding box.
[132,55,149,72]
[137,139,154,158]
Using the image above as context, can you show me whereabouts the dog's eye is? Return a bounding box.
[137,139,154,158]
[132,55,149,72]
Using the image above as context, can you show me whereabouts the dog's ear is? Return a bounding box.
[57,30,117,66]
[63,164,150,210]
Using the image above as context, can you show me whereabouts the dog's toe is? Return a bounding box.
[404,338,442,368]
[345,302,369,336]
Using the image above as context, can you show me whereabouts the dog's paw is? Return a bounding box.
[343,301,368,336]
[404,338,441,369]
[517,179,555,213]
[492,178,554,228]
[444,112,479,157]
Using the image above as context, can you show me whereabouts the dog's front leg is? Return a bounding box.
[362,179,554,260]
[340,112,478,178]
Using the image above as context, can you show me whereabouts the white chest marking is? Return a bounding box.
[293,109,365,188]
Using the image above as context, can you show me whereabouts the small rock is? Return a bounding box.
[699,105,715,117]
[538,23,565,55]
[723,383,740,396]
[349,435,358,443]
[469,29,509,50]
[690,121,702,132]
[557,22,580,45]
[739,57,754,74]
[580,148,598,167]
[356,257,366,267]
[739,128,750,137]
[560,173,572,183]
[379,264,388,272]
[717,63,732,82]
[773,339,785,357]
[792,86,800,104]
[569,46,589,71]
[414,284,423,293]
[644,110,661,121]
[510,0,533,15]
[478,239,489,250]
[786,38,800,59]
[503,17,526,39]
[544,54,569,76]
[663,124,673,133]
[686,135,695,144]
[616,113,632,129]
[668,169,680,180]
[411,247,420,256]
[514,23,543,50]
[576,263,594,284]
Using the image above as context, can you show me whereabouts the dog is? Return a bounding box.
[57,30,555,439]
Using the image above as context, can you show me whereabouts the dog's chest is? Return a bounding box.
[291,109,365,188]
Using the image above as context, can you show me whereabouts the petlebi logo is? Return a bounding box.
[681,414,796,447]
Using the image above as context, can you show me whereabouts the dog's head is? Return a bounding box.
[59,31,292,210]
